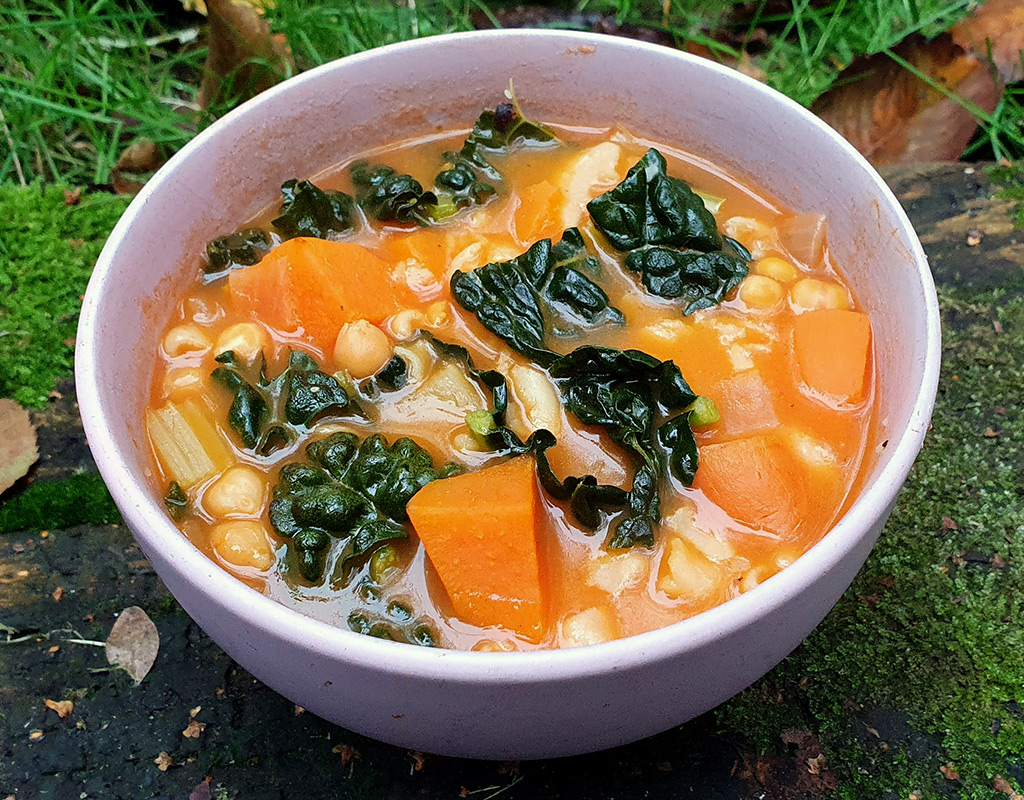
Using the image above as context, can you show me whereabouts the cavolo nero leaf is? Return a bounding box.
[450,228,623,364]
[272,179,355,239]
[350,162,438,224]
[587,148,748,314]
[204,228,272,277]
[211,349,357,455]
[546,346,700,548]
[270,432,460,582]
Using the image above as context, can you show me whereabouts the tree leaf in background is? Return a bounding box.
[0,398,38,495]
[272,179,355,239]
[105,606,159,686]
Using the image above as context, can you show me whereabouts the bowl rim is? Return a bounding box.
[77,28,941,679]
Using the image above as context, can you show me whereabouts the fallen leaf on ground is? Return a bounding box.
[189,778,212,800]
[813,32,1000,166]
[44,699,73,718]
[154,751,177,771]
[63,187,82,205]
[111,138,165,195]
[0,398,39,495]
[940,762,961,781]
[52,586,63,602]
[332,743,361,767]
[105,606,159,685]
[182,718,207,738]
[941,516,959,531]
[409,751,426,772]
[199,0,293,109]
[28,730,43,741]
[950,0,1024,83]
[189,705,202,718]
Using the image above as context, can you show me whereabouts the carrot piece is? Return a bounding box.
[228,238,416,351]
[693,434,804,536]
[514,180,566,245]
[406,456,546,638]
[793,309,871,402]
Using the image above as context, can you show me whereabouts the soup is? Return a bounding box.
[146,95,874,651]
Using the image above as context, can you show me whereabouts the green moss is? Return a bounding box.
[718,285,1024,798]
[0,473,121,533]
[986,162,1024,229]
[0,183,128,407]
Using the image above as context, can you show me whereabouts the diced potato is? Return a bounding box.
[210,520,275,571]
[657,536,720,601]
[204,465,267,518]
[589,552,648,596]
[558,142,625,228]
[146,400,232,489]
[559,607,620,647]
[394,362,486,424]
[664,507,735,562]
[510,365,561,435]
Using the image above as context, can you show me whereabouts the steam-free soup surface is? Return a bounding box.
[147,102,875,651]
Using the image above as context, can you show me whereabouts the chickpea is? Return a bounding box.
[738,275,784,310]
[215,322,269,363]
[162,324,211,358]
[389,309,427,340]
[162,367,203,400]
[204,465,267,518]
[753,256,799,284]
[333,320,392,379]
[209,520,275,571]
[789,278,851,311]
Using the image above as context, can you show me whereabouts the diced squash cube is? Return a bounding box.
[228,238,417,351]
[406,456,546,638]
[693,434,804,536]
[793,309,871,402]
[717,369,779,436]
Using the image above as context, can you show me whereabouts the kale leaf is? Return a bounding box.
[272,179,355,239]
[350,162,438,224]
[587,148,748,314]
[164,481,190,520]
[450,228,623,363]
[211,349,357,455]
[269,432,459,582]
[204,228,272,277]
[546,346,700,548]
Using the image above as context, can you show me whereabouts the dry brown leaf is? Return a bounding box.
[940,762,961,781]
[0,398,39,495]
[105,606,159,685]
[813,33,1000,166]
[111,139,165,195]
[52,586,63,602]
[44,698,74,718]
[63,187,82,205]
[332,743,361,767]
[182,718,207,739]
[154,751,177,771]
[28,730,43,741]
[941,516,959,531]
[951,0,1024,83]
[198,0,293,110]
[189,778,213,800]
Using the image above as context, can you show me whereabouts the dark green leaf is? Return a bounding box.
[270,432,455,583]
[204,228,271,276]
[351,162,438,224]
[211,348,356,455]
[450,228,622,362]
[164,481,189,520]
[375,356,407,391]
[587,148,721,252]
[272,179,355,239]
[625,247,747,314]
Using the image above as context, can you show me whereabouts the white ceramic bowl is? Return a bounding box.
[77,30,940,759]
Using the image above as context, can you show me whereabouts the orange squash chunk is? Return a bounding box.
[793,309,871,402]
[693,434,804,536]
[406,456,546,638]
[228,238,416,351]
[514,180,566,245]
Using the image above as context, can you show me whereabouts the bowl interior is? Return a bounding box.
[79,30,938,662]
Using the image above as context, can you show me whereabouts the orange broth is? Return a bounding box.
[146,123,875,651]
